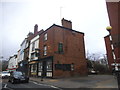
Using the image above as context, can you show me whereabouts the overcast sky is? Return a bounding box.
[1,0,110,59]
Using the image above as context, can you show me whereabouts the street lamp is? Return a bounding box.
[106,26,118,71]
[106,26,120,89]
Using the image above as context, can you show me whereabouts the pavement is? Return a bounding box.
[30,75,119,88]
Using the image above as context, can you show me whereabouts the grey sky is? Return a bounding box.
[1,0,110,59]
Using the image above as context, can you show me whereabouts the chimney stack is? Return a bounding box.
[34,24,38,34]
[61,18,72,29]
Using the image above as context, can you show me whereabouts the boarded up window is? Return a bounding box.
[55,64,71,71]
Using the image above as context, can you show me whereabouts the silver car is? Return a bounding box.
[1,71,10,78]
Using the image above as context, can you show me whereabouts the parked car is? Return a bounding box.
[1,71,10,79]
[8,71,29,84]
[91,70,98,74]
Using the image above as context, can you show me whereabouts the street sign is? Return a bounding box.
[111,63,120,66]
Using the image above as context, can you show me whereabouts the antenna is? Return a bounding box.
[60,7,63,20]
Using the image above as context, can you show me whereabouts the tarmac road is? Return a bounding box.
[2,78,62,90]
[1,75,119,90]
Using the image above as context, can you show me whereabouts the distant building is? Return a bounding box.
[104,0,120,71]
[29,18,87,78]
[7,55,18,72]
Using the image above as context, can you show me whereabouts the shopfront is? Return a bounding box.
[29,56,53,78]
[29,61,38,77]
[38,56,53,78]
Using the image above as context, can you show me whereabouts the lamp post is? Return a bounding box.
[106,26,120,89]
[106,26,118,71]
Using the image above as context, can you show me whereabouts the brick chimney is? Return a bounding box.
[61,18,72,29]
[34,24,38,34]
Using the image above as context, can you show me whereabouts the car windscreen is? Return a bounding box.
[2,72,9,74]
[14,72,23,76]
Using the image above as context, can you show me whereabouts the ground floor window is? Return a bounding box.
[46,72,52,77]
[46,61,52,71]
[55,64,73,71]
[30,57,53,77]
[31,64,37,76]
[46,61,52,77]
[38,62,42,76]
[38,60,53,77]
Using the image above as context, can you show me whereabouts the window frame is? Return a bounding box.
[43,45,47,56]
[58,43,63,53]
[44,33,47,41]
[32,42,35,51]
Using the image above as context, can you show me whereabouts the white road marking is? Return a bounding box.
[31,81,63,90]
[3,83,14,90]
[3,84,7,88]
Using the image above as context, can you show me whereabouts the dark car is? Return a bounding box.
[8,71,29,84]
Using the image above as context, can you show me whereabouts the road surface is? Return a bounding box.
[2,78,62,90]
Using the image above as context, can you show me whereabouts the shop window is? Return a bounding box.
[46,72,52,77]
[31,64,37,73]
[44,45,47,55]
[31,65,33,72]
[46,61,52,71]
[38,72,42,76]
[38,62,42,71]
[58,43,63,53]
[44,33,47,41]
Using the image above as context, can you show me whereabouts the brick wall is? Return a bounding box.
[105,1,120,70]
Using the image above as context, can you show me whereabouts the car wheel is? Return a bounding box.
[11,79,15,84]
[8,79,10,82]
[26,80,29,83]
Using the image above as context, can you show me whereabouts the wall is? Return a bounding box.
[52,26,87,77]
[105,1,120,70]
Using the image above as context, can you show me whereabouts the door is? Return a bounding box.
[41,60,53,77]
[42,61,47,77]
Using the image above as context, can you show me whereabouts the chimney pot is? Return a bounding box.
[34,24,38,34]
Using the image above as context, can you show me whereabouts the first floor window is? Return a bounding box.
[32,42,35,51]
[44,45,47,55]
[58,43,63,53]
[44,33,47,41]
[31,53,35,59]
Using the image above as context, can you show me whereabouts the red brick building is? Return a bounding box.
[104,0,120,71]
[29,18,87,78]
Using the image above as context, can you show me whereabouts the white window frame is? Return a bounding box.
[44,33,47,41]
[32,42,35,51]
[44,45,47,55]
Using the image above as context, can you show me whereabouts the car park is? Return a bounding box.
[8,71,29,84]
